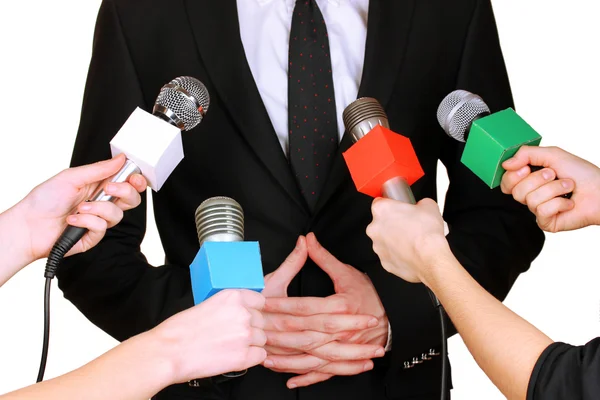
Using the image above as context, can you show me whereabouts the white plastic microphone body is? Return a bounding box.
[45,76,210,279]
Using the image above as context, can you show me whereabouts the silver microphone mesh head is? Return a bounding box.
[153,76,210,131]
[436,90,490,142]
[195,197,244,246]
[342,97,390,142]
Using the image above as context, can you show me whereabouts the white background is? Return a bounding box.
[0,1,599,398]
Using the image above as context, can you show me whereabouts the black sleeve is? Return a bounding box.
[527,338,600,400]
[441,0,545,307]
[56,0,193,341]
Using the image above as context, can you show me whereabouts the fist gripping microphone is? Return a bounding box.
[45,76,210,279]
[437,90,571,198]
[342,98,424,203]
[188,197,264,383]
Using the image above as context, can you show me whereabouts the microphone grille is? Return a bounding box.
[154,76,210,131]
[342,97,389,142]
[195,196,244,245]
[436,90,490,142]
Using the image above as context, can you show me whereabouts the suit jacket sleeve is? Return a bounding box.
[375,0,545,389]
[56,0,193,342]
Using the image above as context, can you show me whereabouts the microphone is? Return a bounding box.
[437,90,572,198]
[45,76,210,279]
[342,98,424,203]
[342,98,449,236]
[188,197,264,383]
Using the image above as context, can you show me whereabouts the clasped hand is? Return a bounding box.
[260,233,388,389]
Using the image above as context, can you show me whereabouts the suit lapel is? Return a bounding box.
[314,0,417,216]
[184,0,308,214]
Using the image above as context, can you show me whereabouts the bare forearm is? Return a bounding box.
[0,331,175,400]
[0,203,34,287]
[422,245,553,400]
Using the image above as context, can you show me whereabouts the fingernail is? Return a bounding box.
[289,384,297,389]
[68,215,78,223]
[80,204,92,211]
[295,237,301,248]
[504,158,514,165]
[517,166,529,177]
[542,170,553,180]
[368,318,379,328]
[264,359,274,368]
[562,180,573,190]
[106,184,116,193]
[375,348,385,357]
[363,362,373,371]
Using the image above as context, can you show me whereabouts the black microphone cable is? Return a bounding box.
[428,290,448,400]
[36,226,87,382]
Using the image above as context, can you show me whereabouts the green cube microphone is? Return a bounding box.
[437,90,571,198]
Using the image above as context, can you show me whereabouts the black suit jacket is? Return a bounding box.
[59,0,545,399]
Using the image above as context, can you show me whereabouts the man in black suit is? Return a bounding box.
[59,0,545,399]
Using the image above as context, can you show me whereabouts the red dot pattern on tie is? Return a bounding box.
[288,0,338,211]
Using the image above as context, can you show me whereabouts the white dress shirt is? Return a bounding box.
[237,0,369,157]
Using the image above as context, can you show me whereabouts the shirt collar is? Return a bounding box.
[255,0,342,9]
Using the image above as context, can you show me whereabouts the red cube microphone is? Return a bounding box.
[343,98,448,400]
[342,97,424,203]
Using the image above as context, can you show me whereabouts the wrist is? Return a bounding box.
[0,202,35,266]
[417,235,454,289]
[134,328,179,388]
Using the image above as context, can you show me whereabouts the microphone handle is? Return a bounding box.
[56,159,142,254]
[382,176,416,204]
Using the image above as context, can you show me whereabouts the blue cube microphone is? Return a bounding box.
[188,196,265,386]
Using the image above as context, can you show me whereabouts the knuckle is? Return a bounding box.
[238,326,253,342]
[322,320,339,332]
[281,317,298,331]
[228,290,244,303]
[295,301,310,315]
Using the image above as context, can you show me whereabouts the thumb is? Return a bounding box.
[503,146,557,171]
[61,154,127,187]
[262,236,307,297]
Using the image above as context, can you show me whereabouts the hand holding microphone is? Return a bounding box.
[366,198,449,286]
[0,155,146,287]
[46,76,209,279]
[152,289,268,383]
[501,146,600,232]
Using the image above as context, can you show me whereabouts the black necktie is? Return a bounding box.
[288,0,339,211]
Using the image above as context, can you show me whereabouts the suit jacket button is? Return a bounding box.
[411,357,423,365]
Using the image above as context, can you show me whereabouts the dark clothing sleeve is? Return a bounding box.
[442,0,545,305]
[56,0,193,341]
[527,338,600,400]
